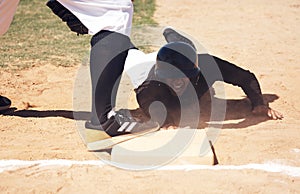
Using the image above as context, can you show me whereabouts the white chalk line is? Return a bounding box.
[0,160,299,177]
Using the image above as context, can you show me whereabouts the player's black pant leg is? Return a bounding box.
[89,30,130,126]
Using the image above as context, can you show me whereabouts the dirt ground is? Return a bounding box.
[0,0,300,193]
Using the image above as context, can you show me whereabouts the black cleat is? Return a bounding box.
[85,109,160,150]
[163,27,196,50]
[0,96,11,111]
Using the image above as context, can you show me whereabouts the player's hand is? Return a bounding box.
[252,105,283,120]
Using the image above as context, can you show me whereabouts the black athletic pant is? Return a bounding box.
[89,30,131,126]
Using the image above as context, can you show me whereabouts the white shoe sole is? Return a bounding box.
[87,127,159,151]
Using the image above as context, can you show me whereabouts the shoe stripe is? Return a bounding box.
[125,122,137,132]
[118,121,130,132]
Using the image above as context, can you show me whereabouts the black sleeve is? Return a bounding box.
[198,54,265,108]
[46,0,88,35]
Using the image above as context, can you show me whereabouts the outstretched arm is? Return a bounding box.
[211,55,283,120]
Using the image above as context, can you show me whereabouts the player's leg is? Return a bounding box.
[88,30,128,126]
[0,0,20,36]
[86,30,159,145]
[0,0,19,111]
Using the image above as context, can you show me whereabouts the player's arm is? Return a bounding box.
[211,55,283,120]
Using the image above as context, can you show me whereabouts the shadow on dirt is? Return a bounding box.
[198,93,280,129]
[2,109,91,121]
[2,94,279,130]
